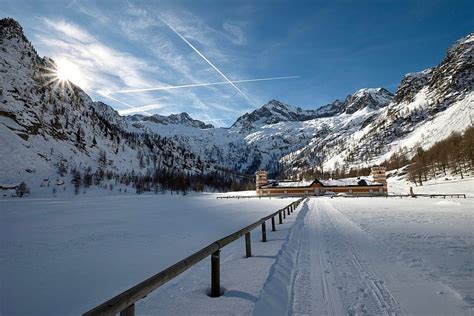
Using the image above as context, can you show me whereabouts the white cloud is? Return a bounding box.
[36,18,164,110]
[43,18,94,43]
[222,22,247,45]
[117,6,252,117]
[32,7,261,126]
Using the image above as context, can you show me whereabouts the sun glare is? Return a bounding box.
[52,58,88,89]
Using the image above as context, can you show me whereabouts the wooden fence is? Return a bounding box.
[83,197,306,316]
[382,194,466,199]
[219,194,467,199]
[416,193,466,199]
[216,195,262,199]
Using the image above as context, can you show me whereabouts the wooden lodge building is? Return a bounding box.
[256,166,388,197]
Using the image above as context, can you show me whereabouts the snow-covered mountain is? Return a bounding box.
[303,32,474,173]
[230,88,393,133]
[1,17,472,191]
[230,100,321,132]
[128,33,472,176]
[128,112,214,129]
[0,18,209,190]
[125,88,396,175]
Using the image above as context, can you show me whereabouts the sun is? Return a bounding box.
[49,57,88,90]
[55,62,72,82]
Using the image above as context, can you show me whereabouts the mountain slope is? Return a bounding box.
[0,18,211,193]
[282,33,473,174]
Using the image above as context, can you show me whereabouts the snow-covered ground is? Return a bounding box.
[140,194,473,315]
[271,198,473,315]
[0,193,297,315]
[388,172,474,197]
[1,179,472,315]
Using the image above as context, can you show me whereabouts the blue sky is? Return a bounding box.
[3,0,473,126]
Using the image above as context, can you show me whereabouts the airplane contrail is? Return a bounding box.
[118,103,164,115]
[160,17,248,100]
[112,76,301,94]
[95,90,154,116]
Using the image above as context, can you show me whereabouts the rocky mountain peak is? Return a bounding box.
[231,100,319,132]
[1,18,25,40]
[127,112,214,129]
[313,87,393,118]
[344,87,393,114]
[167,112,214,129]
[393,69,433,104]
[393,32,473,108]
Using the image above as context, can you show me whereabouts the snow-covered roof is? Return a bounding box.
[260,177,383,189]
[319,178,381,187]
[261,179,314,188]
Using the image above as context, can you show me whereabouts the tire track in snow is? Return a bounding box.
[290,198,402,315]
[322,200,403,314]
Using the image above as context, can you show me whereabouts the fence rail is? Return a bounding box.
[83,197,306,316]
[382,193,466,199]
[417,193,466,199]
[217,193,467,200]
[216,195,261,199]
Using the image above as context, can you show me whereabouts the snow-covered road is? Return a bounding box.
[256,198,472,315]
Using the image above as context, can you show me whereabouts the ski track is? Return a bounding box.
[289,198,402,315]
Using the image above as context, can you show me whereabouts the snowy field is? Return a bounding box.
[389,176,474,197]
[1,181,473,315]
[0,193,297,315]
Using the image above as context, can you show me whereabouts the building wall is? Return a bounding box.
[256,168,388,197]
[258,183,387,197]
[255,170,268,196]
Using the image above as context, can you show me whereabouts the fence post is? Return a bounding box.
[271,216,276,231]
[245,232,252,258]
[120,304,135,316]
[283,209,286,219]
[287,207,290,216]
[211,250,221,297]
[279,211,283,224]
[261,222,267,242]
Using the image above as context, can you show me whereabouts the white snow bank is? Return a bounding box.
[253,200,310,315]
